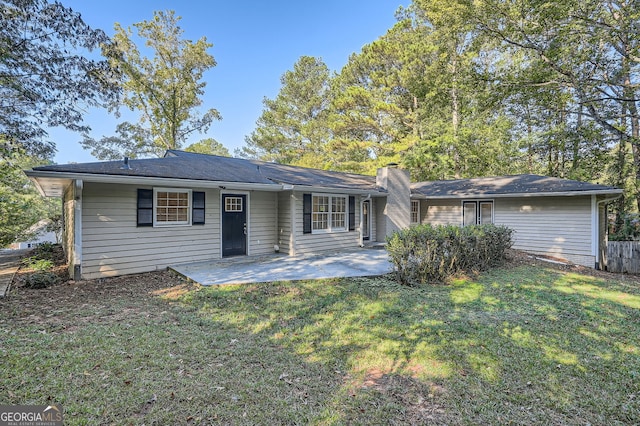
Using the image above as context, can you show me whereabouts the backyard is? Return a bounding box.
[1,254,639,425]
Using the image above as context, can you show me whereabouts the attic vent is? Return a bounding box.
[120,156,131,170]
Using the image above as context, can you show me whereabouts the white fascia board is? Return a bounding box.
[25,171,284,193]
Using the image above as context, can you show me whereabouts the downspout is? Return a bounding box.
[290,192,297,256]
[360,194,371,247]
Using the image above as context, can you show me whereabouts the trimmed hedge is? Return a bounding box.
[386,224,513,285]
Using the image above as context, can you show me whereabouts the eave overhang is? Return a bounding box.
[25,170,387,198]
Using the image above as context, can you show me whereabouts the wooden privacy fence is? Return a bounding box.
[606,241,640,274]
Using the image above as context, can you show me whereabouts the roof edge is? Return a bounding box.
[25,170,283,193]
[25,170,387,196]
[411,188,624,199]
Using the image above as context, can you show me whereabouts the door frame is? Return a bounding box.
[362,199,371,241]
[462,199,494,226]
[220,191,250,257]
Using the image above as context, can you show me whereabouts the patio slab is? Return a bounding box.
[169,248,394,286]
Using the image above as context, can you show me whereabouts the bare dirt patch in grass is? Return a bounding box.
[5,268,189,326]
[505,248,640,284]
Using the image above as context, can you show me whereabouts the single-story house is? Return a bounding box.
[25,150,622,280]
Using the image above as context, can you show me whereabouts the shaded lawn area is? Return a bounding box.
[1,265,639,425]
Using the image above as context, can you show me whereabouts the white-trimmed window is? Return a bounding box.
[462,200,493,226]
[332,196,346,229]
[312,195,329,230]
[411,200,420,224]
[312,194,348,233]
[154,188,191,226]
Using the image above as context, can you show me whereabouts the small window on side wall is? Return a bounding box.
[411,200,420,224]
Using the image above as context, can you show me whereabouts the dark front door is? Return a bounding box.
[222,194,247,257]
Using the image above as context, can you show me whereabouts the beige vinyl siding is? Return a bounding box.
[81,182,220,279]
[293,192,361,255]
[248,191,278,256]
[422,196,595,267]
[424,200,461,225]
[277,192,292,254]
[494,196,594,266]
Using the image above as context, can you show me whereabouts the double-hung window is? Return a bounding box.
[137,188,205,227]
[312,195,329,231]
[154,188,191,226]
[312,194,347,233]
[331,196,346,229]
[411,200,420,224]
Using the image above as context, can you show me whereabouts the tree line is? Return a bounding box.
[242,0,640,234]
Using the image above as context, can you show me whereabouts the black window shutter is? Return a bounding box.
[137,189,153,226]
[303,194,312,234]
[192,191,205,225]
[348,196,356,231]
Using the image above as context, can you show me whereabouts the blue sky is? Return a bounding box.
[50,0,407,164]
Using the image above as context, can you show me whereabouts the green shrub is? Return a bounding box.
[609,213,640,241]
[386,224,513,285]
[21,257,54,272]
[23,271,60,289]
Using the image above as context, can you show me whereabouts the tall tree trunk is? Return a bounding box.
[614,136,627,234]
[572,106,582,173]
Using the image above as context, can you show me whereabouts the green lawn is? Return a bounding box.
[1,265,639,424]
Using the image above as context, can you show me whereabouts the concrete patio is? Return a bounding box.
[169,247,394,286]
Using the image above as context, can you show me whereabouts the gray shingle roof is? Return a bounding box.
[32,150,380,191]
[411,174,621,197]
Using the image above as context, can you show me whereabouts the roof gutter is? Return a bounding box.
[25,170,388,197]
[283,184,386,196]
[25,170,286,193]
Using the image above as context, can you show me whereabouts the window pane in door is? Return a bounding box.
[480,202,493,224]
[463,202,477,226]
